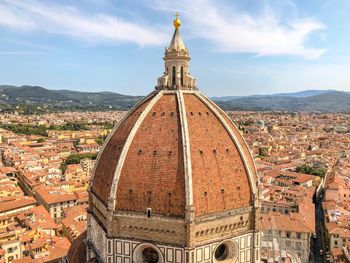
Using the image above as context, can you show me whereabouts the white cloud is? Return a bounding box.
[0,3,35,29]
[0,0,167,46]
[150,0,326,59]
[0,0,326,58]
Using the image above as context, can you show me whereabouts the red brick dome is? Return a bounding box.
[79,19,261,263]
[90,90,257,218]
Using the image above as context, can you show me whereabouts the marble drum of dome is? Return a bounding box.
[83,14,261,263]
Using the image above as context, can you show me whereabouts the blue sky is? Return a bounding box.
[0,0,349,96]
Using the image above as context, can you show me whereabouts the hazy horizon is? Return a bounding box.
[1,84,347,98]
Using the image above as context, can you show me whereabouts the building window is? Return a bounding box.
[142,247,159,263]
[108,240,112,254]
[213,241,238,262]
[286,232,291,238]
[214,244,228,261]
[297,233,301,239]
[180,66,184,86]
[296,242,302,250]
[172,66,176,86]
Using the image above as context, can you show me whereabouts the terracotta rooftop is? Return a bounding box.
[91,91,258,218]
[0,196,36,214]
[260,211,314,233]
[62,204,87,239]
[35,187,77,205]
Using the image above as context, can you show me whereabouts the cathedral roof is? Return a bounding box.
[91,90,257,219]
[90,14,257,224]
[67,231,89,263]
[168,29,186,51]
[71,15,259,263]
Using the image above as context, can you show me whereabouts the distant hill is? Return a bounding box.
[272,89,337,98]
[212,89,336,102]
[0,85,349,114]
[216,91,350,112]
[0,85,143,114]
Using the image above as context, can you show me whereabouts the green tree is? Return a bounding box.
[0,124,48,136]
[65,153,98,165]
[95,134,107,145]
[37,138,46,143]
[73,140,80,147]
[59,162,67,174]
[296,164,326,177]
[49,122,88,131]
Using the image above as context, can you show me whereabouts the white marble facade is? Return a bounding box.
[88,215,259,263]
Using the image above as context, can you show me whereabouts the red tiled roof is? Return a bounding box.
[0,196,36,213]
[35,187,77,205]
[260,211,314,233]
[92,92,257,218]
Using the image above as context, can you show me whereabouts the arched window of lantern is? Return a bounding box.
[180,66,184,86]
[172,66,176,86]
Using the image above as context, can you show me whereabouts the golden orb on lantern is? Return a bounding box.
[173,12,181,29]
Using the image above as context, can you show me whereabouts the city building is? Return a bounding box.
[35,186,77,223]
[323,157,350,262]
[62,205,88,243]
[260,188,315,262]
[0,196,36,217]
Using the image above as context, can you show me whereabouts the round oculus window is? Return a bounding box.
[142,247,159,263]
[214,244,228,261]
